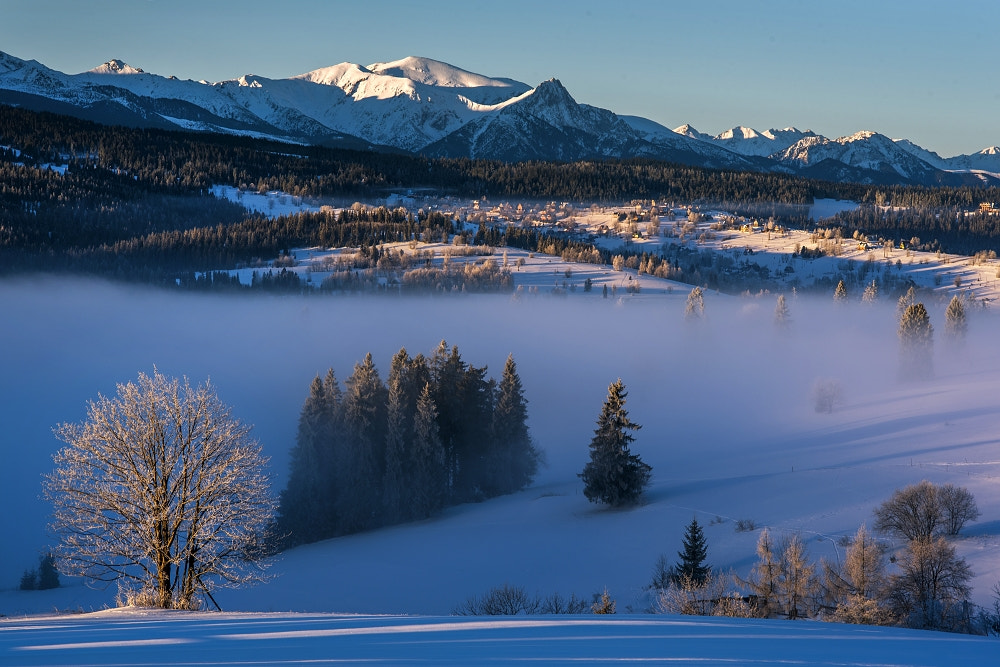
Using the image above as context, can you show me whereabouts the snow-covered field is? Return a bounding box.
[1,608,994,665]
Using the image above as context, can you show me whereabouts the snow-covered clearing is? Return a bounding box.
[0,609,994,665]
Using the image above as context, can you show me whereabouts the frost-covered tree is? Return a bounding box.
[944,295,967,342]
[889,536,972,630]
[898,302,933,380]
[46,370,275,609]
[938,483,980,536]
[833,280,848,303]
[579,379,651,507]
[675,517,710,587]
[779,534,816,620]
[743,528,780,618]
[896,285,916,319]
[826,525,892,625]
[812,378,843,414]
[861,280,878,304]
[773,294,790,328]
[684,286,705,321]
[874,480,942,542]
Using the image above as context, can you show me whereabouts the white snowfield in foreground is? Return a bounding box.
[1,610,994,666]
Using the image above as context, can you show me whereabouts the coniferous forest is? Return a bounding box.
[277,343,541,546]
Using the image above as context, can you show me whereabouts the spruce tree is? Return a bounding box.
[491,354,539,495]
[896,285,916,319]
[898,302,933,380]
[382,352,410,524]
[944,295,967,342]
[834,280,848,303]
[342,353,388,531]
[579,379,651,507]
[412,383,446,518]
[675,517,710,586]
[36,552,60,590]
[279,374,337,544]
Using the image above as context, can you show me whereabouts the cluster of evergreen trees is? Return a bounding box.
[277,343,541,545]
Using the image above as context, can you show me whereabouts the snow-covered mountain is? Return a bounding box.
[0,50,996,186]
[945,145,1000,173]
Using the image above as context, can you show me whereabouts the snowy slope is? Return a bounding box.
[1,278,998,624]
[946,146,1000,173]
[0,610,994,665]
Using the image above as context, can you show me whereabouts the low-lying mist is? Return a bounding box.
[2,276,997,591]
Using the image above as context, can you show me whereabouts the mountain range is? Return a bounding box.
[2,51,999,188]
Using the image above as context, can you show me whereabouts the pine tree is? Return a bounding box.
[579,379,651,507]
[382,350,410,524]
[684,286,705,321]
[675,517,710,586]
[773,294,790,328]
[896,285,916,319]
[342,353,388,531]
[279,373,338,544]
[36,552,60,590]
[944,295,967,342]
[833,280,848,303]
[862,280,878,304]
[898,302,933,380]
[412,383,446,518]
[491,354,539,495]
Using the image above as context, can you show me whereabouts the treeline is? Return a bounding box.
[277,343,541,546]
[5,104,1000,283]
[828,205,1000,255]
[8,103,1000,210]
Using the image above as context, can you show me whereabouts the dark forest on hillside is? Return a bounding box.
[3,104,1000,289]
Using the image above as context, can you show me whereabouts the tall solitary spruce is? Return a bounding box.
[676,517,710,586]
[579,379,651,506]
[898,302,933,380]
[943,295,967,342]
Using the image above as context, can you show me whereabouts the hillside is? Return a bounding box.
[1,279,997,622]
[0,609,994,665]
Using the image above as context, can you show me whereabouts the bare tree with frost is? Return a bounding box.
[45,369,275,609]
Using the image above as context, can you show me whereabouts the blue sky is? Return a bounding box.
[2,0,997,157]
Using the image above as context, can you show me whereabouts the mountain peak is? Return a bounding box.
[716,126,760,141]
[0,51,27,73]
[367,56,525,91]
[89,59,145,75]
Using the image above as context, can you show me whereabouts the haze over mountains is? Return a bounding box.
[2,50,999,187]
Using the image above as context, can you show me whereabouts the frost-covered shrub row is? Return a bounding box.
[652,482,990,634]
[277,342,541,546]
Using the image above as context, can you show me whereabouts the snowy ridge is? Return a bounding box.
[0,49,997,184]
[87,59,145,75]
